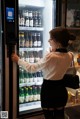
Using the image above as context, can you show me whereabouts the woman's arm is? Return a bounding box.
[11,53,51,73]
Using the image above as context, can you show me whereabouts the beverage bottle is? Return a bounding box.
[24,87,29,102]
[33,86,38,101]
[19,32,22,47]
[25,32,29,48]
[33,73,37,83]
[21,32,25,47]
[21,51,25,61]
[29,11,33,27]
[28,86,33,102]
[25,51,29,62]
[33,11,38,27]
[36,51,40,62]
[19,32,24,47]
[24,70,29,83]
[19,67,25,83]
[19,14,21,26]
[29,51,34,63]
[37,11,42,27]
[37,86,41,100]
[20,14,25,26]
[33,33,38,47]
[25,10,29,27]
[29,73,34,83]
[29,33,33,48]
[37,71,41,82]
[23,51,27,61]
[19,87,25,103]
[34,51,36,63]
[37,33,42,47]
[40,71,43,84]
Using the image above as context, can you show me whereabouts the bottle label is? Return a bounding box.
[25,19,29,27]
[29,95,33,101]
[37,94,40,100]
[25,41,29,47]
[19,96,24,103]
[20,78,24,83]
[29,77,33,82]
[34,41,37,47]
[21,18,25,26]
[22,40,25,47]
[29,20,33,27]
[24,78,29,83]
[34,77,37,83]
[26,58,29,62]
[29,58,34,63]
[37,41,41,46]
[33,95,37,101]
[29,41,33,47]
[25,96,29,102]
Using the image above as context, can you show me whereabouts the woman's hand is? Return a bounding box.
[11,53,20,63]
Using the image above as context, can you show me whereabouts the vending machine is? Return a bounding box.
[1,0,62,119]
[17,0,59,118]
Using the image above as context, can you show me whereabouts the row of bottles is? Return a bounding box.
[19,51,42,63]
[19,10,42,27]
[19,32,42,48]
[19,67,43,84]
[19,85,41,103]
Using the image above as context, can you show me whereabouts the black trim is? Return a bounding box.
[1,0,6,111]
[15,0,19,118]
[56,0,62,26]
[9,45,13,119]
[65,0,67,27]
[56,48,67,53]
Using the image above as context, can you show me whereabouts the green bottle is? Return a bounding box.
[24,70,29,83]
[33,86,38,101]
[37,86,41,100]
[19,67,24,83]
[28,86,33,102]
[19,87,25,103]
[29,73,33,83]
[24,87,29,102]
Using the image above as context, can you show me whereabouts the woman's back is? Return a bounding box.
[43,51,72,80]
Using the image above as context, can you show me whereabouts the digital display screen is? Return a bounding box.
[6,7,14,22]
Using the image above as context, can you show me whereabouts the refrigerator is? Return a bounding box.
[18,0,58,118]
[0,0,62,119]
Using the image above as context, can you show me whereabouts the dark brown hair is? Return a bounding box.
[49,27,76,47]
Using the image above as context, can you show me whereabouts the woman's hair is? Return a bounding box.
[49,27,76,47]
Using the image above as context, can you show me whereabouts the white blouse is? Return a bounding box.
[18,51,73,80]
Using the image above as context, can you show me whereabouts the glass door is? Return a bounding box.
[18,0,57,115]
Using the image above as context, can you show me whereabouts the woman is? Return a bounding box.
[11,27,76,119]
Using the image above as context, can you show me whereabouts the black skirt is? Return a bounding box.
[41,79,68,108]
